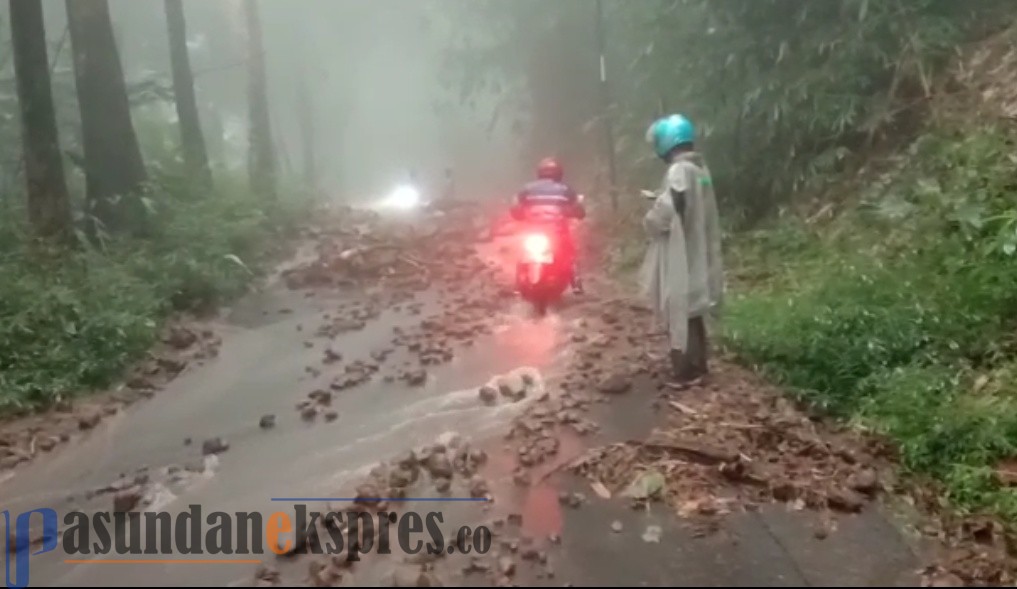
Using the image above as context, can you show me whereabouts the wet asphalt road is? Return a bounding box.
[0,219,925,587]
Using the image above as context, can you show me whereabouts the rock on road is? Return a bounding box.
[0,202,933,587]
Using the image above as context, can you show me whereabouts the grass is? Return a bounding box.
[0,169,312,415]
[719,125,1017,521]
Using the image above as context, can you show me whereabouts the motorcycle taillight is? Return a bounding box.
[524,233,551,259]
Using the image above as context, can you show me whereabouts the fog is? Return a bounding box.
[23,0,529,204]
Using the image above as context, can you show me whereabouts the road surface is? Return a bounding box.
[1,205,925,587]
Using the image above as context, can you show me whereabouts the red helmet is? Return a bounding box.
[537,157,563,182]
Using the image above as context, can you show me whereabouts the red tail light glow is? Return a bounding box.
[524,233,551,259]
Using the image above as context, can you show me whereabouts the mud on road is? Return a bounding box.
[1,202,1013,587]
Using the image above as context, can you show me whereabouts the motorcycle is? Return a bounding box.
[515,226,573,315]
[512,196,583,315]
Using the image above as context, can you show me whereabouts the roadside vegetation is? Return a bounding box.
[0,172,309,414]
[725,125,1017,519]
[569,1,1017,528]
[0,1,312,415]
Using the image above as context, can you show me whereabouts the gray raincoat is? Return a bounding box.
[639,152,724,352]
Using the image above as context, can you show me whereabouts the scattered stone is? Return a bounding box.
[390,467,416,488]
[324,410,339,422]
[598,374,631,395]
[848,469,879,495]
[1,455,26,469]
[434,477,452,493]
[611,520,623,533]
[397,450,418,470]
[771,480,798,503]
[254,564,281,586]
[468,448,487,466]
[389,565,439,587]
[425,452,454,479]
[512,468,531,487]
[37,437,58,452]
[405,369,428,387]
[497,374,527,400]
[166,326,198,349]
[478,385,499,405]
[498,556,516,577]
[113,486,144,513]
[925,572,965,588]
[463,557,490,575]
[78,410,103,430]
[156,356,188,375]
[469,475,489,498]
[260,414,277,429]
[301,406,318,421]
[309,559,342,586]
[201,437,229,456]
[126,373,158,391]
[354,483,381,505]
[437,432,463,449]
[827,487,865,513]
[558,492,585,509]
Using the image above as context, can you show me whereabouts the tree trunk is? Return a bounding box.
[65,0,148,235]
[296,62,317,194]
[243,0,276,200]
[164,0,212,188]
[10,0,74,242]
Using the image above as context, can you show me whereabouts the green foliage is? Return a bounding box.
[0,171,310,415]
[608,0,1013,221]
[724,125,1017,517]
[438,1,1013,219]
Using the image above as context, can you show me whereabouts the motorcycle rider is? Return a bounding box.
[511,157,586,294]
[641,114,724,383]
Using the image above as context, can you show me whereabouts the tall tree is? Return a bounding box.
[295,60,317,194]
[243,0,276,200]
[65,0,148,235]
[164,0,212,188]
[10,0,73,241]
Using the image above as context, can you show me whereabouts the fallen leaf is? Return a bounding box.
[622,470,665,500]
[641,525,662,543]
[591,481,612,500]
[678,500,699,518]
[668,401,698,415]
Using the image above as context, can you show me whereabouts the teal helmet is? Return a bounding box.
[646,114,695,160]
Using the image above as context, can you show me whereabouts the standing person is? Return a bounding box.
[640,114,724,383]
